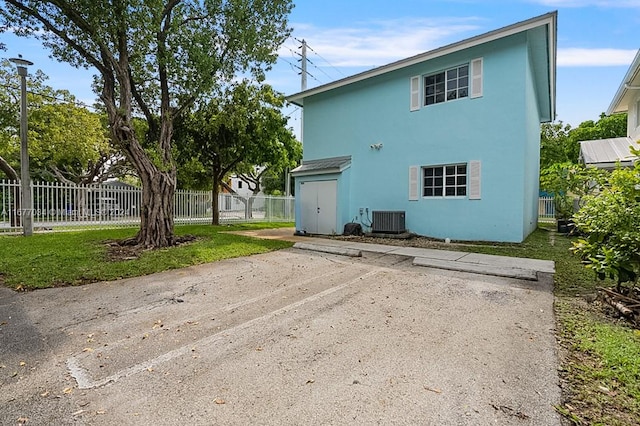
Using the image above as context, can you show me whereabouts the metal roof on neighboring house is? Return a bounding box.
[579,137,639,169]
[291,155,352,176]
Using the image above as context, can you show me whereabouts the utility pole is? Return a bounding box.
[9,55,33,237]
[300,39,308,91]
[287,39,309,197]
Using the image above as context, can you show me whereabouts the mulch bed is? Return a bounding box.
[105,235,198,262]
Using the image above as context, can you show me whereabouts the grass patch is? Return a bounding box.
[556,299,640,425]
[0,223,293,290]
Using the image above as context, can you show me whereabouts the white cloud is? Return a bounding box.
[283,18,482,68]
[558,48,638,66]
[533,0,640,7]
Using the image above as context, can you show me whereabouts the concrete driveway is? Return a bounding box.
[0,247,560,425]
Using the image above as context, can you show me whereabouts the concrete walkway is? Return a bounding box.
[231,228,555,281]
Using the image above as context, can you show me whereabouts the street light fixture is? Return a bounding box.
[9,55,34,236]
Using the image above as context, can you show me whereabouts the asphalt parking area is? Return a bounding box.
[0,248,560,425]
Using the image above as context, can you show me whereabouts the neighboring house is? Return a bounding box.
[288,13,557,242]
[579,137,640,170]
[608,50,640,142]
[579,50,640,170]
[580,50,640,169]
[228,175,259,199]
[221,170,266,212]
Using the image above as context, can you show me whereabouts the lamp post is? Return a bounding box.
[9,55,34,236]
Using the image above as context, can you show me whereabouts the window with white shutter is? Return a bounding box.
[470,58,483,99]
[468,160,481,199]
[409,165,419,200]
[410,76,420,111]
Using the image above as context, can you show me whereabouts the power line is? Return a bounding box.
[305,56,334,83]
[284,106,301,119]
[293,37,346,79]
[279,52,322,85]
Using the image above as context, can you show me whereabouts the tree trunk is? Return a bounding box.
[211,173,221,226]
[247,196,255,219]
[137,168,176,247]
[108,103,177,248]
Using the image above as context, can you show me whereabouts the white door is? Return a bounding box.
[300,180,337,234]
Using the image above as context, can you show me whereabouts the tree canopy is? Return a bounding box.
[174,81,300,224]
[0,0,293,247]
[540,113,628,169]
[0,59,117,183]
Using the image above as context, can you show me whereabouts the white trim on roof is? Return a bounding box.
[607,50,640,115]
[287,12,557,115]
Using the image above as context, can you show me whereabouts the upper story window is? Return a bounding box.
[410,58,482,112]
[424,64,469,106]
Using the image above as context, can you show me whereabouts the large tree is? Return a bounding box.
[0,0,292,247]
[0,58,50,180]
[174,81,299,225]
[539,121,572,170]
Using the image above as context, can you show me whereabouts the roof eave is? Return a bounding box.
[607,49,640,115]
[548,11,558,122]
[286,11,558,107]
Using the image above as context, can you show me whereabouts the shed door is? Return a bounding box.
[300,180,337,234]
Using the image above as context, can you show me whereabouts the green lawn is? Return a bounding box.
[0,222,293,290]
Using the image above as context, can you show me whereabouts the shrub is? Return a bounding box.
[572,166,640,289]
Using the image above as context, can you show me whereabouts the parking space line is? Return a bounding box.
[67,269,380,389]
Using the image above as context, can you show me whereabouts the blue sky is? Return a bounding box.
[2,0,639,136]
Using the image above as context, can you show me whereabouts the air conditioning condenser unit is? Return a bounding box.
[372,211,406,234]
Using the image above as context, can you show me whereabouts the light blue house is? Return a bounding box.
[288,13,557,243]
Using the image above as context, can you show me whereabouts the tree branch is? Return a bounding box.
[0,155,18,180]
[128,67,154,124]
[7,0,108,75]
[49,164,76,185]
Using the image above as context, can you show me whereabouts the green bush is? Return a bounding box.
[572,166,640,288]
[540,162,606,219]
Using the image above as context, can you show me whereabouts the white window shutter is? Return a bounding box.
[410,76,420,111]
[409,166,419,200]
[470,58,483,99]
[469,161,481,200]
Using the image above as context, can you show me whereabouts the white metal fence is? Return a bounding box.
[1,180,294,234]
[0,179,558,234]
[538,196,556,223]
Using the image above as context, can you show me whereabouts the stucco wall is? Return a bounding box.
[523,35,544,240]
[299,31,545,242]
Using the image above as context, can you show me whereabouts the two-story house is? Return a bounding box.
[608,50,640,143]
[580,49,640,169]
[288,12,557,243]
